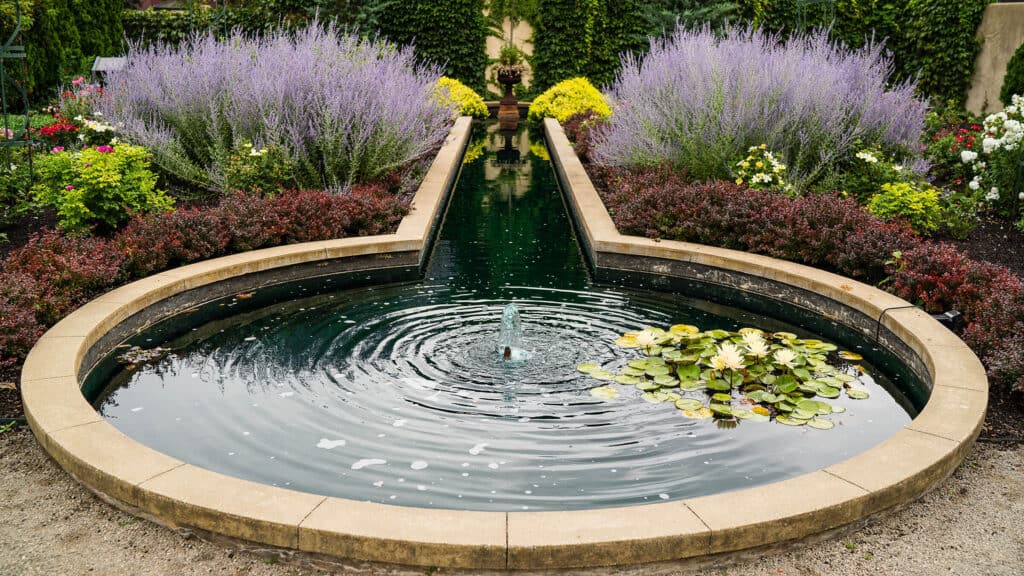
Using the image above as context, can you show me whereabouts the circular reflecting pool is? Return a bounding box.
[85,124,924,512]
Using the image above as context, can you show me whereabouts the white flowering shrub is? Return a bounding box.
[962,94,1024,219]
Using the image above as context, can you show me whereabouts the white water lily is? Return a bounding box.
[773,348,798,369]
[745,338,770,358]
[710,342,745,371]
[634,329,662,347]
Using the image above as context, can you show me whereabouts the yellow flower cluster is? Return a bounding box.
[733,144,788,192]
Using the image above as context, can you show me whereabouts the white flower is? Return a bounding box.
[710,342,745,372]
[983,137,999,154]
[855,151,878,163]
[1018,192,1024,200]
[986,187,1000,202]
[969,178,981,191]
[773,348,798,369]
[745,339,770,359]
[633,329,661,347]
[960,150,978,164]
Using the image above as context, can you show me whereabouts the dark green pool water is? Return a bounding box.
[88,124,922,511]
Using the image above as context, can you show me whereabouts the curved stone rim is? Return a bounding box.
[20,116,986,570]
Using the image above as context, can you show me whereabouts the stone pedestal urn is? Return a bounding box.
[497,66,523,131]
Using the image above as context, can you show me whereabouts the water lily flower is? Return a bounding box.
[773,348,797,369]
[710,342,745,371]
[634,329,662,347]
[745,338,770,358]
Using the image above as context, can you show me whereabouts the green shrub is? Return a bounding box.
[527,77,610,123]
[32,144,173,232]
[1001,42,1024,108]
[434,76,489,120]
[898,0,989,105]
[0,148,37,230]
[866,181,943,235]
[830,148,915,202]
[222,143,296,196]
[377,0,488,93]
[532,0,646,92]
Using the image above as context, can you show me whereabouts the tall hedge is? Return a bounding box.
[377,0,488,94]
[2,0,123,102]
[532,0,646,92]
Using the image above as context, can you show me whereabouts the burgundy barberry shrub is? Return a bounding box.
[0,272,44,370]
[4,232,124,324]
[117,208,230,279]
[601,166,920,282]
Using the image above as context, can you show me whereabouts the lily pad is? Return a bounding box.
[621,367,645,377]
[591,386,619,399]
[709,403,732,416]
[627,359,649,369]
[748,412,770,423]
[592,370,616,381]
[654,374,679,387]
[792,408,817,420]
[615,375,641,385]
[675,398,703,411]
[645,365,672,377]
[706,379,732,392]
[832,405,846,413]
[817,386,841,399]
[642,392,671,403]
[577,363,600,374]
[775,415,805,426]
[679,380,707,392]
[807,418,835,430]
[677,364,701,381]
[682,407,714,419]
[732,408,753,419]
[838,350,863,361]
[636,381,660,392]
[712,392,733,403]
[670,324,700,335]
[774,331,798,340]
[846,388,870,400]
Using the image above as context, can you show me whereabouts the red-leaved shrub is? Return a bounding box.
[600,165,921,282]
[0,272,45,369]
[4,232,124,324]
[118,207,230,278]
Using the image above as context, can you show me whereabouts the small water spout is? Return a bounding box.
[498,304,528,362]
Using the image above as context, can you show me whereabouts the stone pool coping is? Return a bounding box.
[20,115,986,571]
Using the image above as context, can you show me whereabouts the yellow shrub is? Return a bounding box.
[527,77,611,124]
[433,77,489,120]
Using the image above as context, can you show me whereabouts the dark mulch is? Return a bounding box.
[0,208,57,261]
[953,214,1024,278]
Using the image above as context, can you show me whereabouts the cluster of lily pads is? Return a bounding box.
[578,325,871,429]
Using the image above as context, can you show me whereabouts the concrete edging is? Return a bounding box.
[19,115,987,571]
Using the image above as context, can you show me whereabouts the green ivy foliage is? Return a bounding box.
[533,0,646,92]
[377,0,488,94]
[899,0,989,106]
[1001,42,1024,107]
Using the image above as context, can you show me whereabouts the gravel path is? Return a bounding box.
[1,427,1021,576]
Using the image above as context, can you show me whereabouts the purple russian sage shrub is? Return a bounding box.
[100,22,454,192]
[592,26,928,191]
